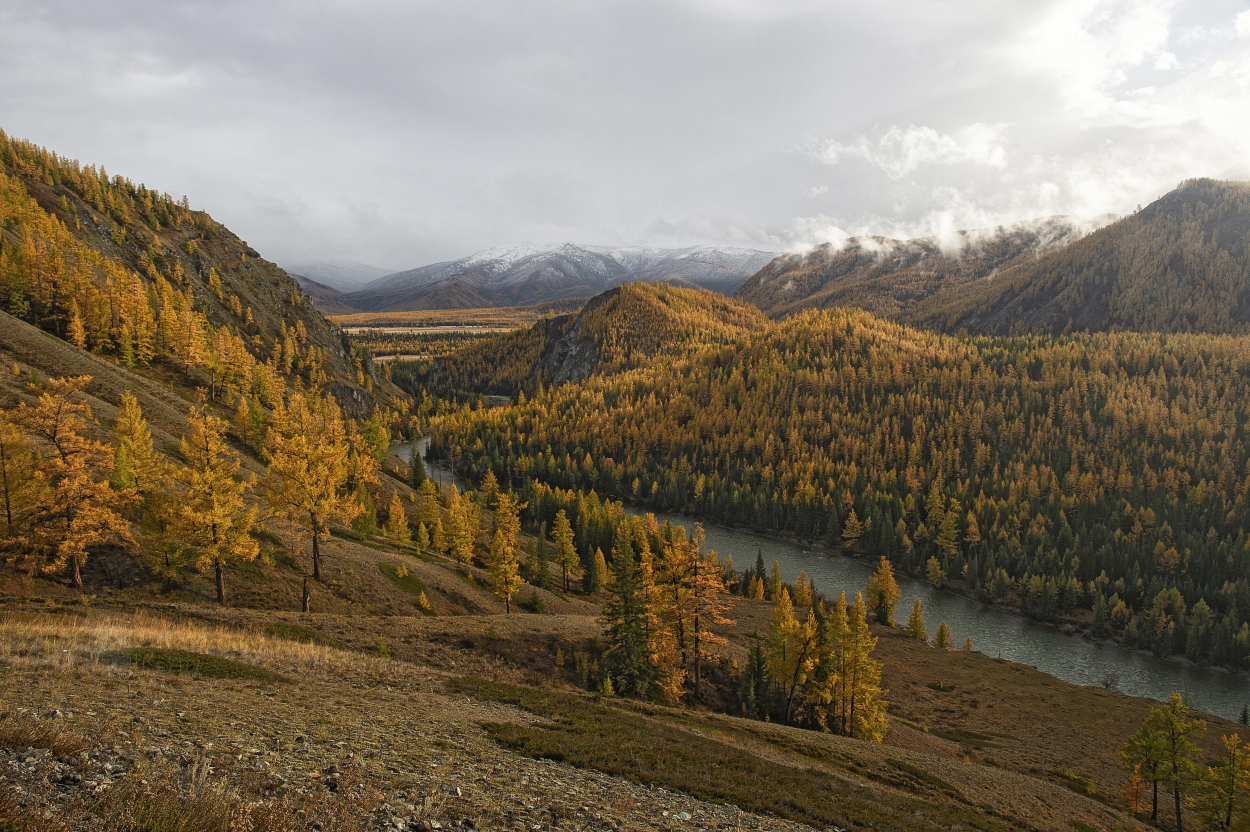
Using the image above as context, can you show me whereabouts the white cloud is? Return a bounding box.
[1236,10,1250,37]
[807,185,828,197]
[817,123,1008,179]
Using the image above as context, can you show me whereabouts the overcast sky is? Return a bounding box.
[2,0,1248,271]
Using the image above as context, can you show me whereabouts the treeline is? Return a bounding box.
[432,297,1250,669]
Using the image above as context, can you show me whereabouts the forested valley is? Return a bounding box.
[431,282,1250,672]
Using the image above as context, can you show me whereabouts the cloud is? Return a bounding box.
[817,123,1009,179]
[806,185,828,197]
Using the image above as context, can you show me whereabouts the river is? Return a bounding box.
[395,439,1250,720]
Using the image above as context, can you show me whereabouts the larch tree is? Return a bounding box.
[445,484,476,565]
[1120,712,1169,821]
[264,390,361,581]
[843,592,888,741]
[487,492,524,612]
[767,586,819,725]
[932,621,953,650]
[1147,692,1206,832]
[552,508,578,592]
[865,556,900,626]
[174,409,258,605]
[16,375,128,590]
[905,597,927,641]
[384,491,412,546]
[408,441,426,488]
[112,392,164,494]
[0,415,38,538]
[687,529,732,702]
[1189,733,1250,830]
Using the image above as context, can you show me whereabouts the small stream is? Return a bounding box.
[395,439,1250,719]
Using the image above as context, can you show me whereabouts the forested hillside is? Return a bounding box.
[429,282,766,396]
[903,178,1250,335]
[0,130,394,413]
[433,283,1250,670]
[737,218,1082,320]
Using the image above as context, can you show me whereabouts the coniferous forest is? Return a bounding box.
[431,280,1250,671]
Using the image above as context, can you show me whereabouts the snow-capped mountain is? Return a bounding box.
[284,260,396,291]
[344,243,776,311]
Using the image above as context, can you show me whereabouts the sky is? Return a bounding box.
[1,0,1248,274]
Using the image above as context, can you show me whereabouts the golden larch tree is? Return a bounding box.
[264,390,361,581]
[174,409,259,605]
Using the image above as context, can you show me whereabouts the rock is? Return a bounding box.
[676,812,692,821]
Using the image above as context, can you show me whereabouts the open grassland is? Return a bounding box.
[0,609,1136,832]
[331,301,585,330]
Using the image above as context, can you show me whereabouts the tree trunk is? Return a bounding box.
[70,554,82,591]
[302,578,311,613]
[562,564,568,593]
[311,515,322,581]
[215,559,226,606]
[1152,779,1158,820]
[1174,783,1182,832]
[693,616,702,702]
[505,596,510,614]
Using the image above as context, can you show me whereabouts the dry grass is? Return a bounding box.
[0,710,86,755]
[0,611,366,680]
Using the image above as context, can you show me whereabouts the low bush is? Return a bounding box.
[101,648,289,684]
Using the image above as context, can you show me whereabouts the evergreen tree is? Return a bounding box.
[842,592,888,740]
[792,570,813,607]
[0,416,38,538]
[766,587,819,725]
[603,526,652,696]
[768,559,783,601]
[585,547,607,593]
[926,556,946,588]
[932,620,952,650]
[409,441,426,489]
[1121,704,1169,821]
[1188,734,1250,831]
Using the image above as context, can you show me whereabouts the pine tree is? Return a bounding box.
[488,493,524,611]
[926,556,946,588]
[174,409,258,605]
[603,526,652,696]
[841,508,864,547]
[585,547,607,593]
[352,482,378,536]
[264,391,362,581]
[415,521,430,552]
[385,492,412,546]
[768,559,783,601]
[932,620,952,649]
[865,556,900,625]
[962,636,974,651]
[905,597,926,641]
[552,509,578,592]
[409,441,426,489]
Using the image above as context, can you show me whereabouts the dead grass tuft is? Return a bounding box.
[0,710,86,755]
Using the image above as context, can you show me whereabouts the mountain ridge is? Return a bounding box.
[345,242,775,311]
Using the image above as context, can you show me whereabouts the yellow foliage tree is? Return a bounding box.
[552,508,579,592]
[865,555,900,625]
[767,587,819,725]
[264,391,361,581]
[16,376,128,590]
[487,492,523,612]
[385,492,412,546]
[174,409,258,605]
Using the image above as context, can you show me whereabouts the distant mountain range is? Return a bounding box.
[294,244,776,314]
[735,218,1089,320]
[743,179,1250,335]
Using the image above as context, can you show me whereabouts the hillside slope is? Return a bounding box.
[429,282,767,395]
[736,219,1083,319]
[347,244,775,311]
[0,130,398,414]
[903,178,1250,335]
